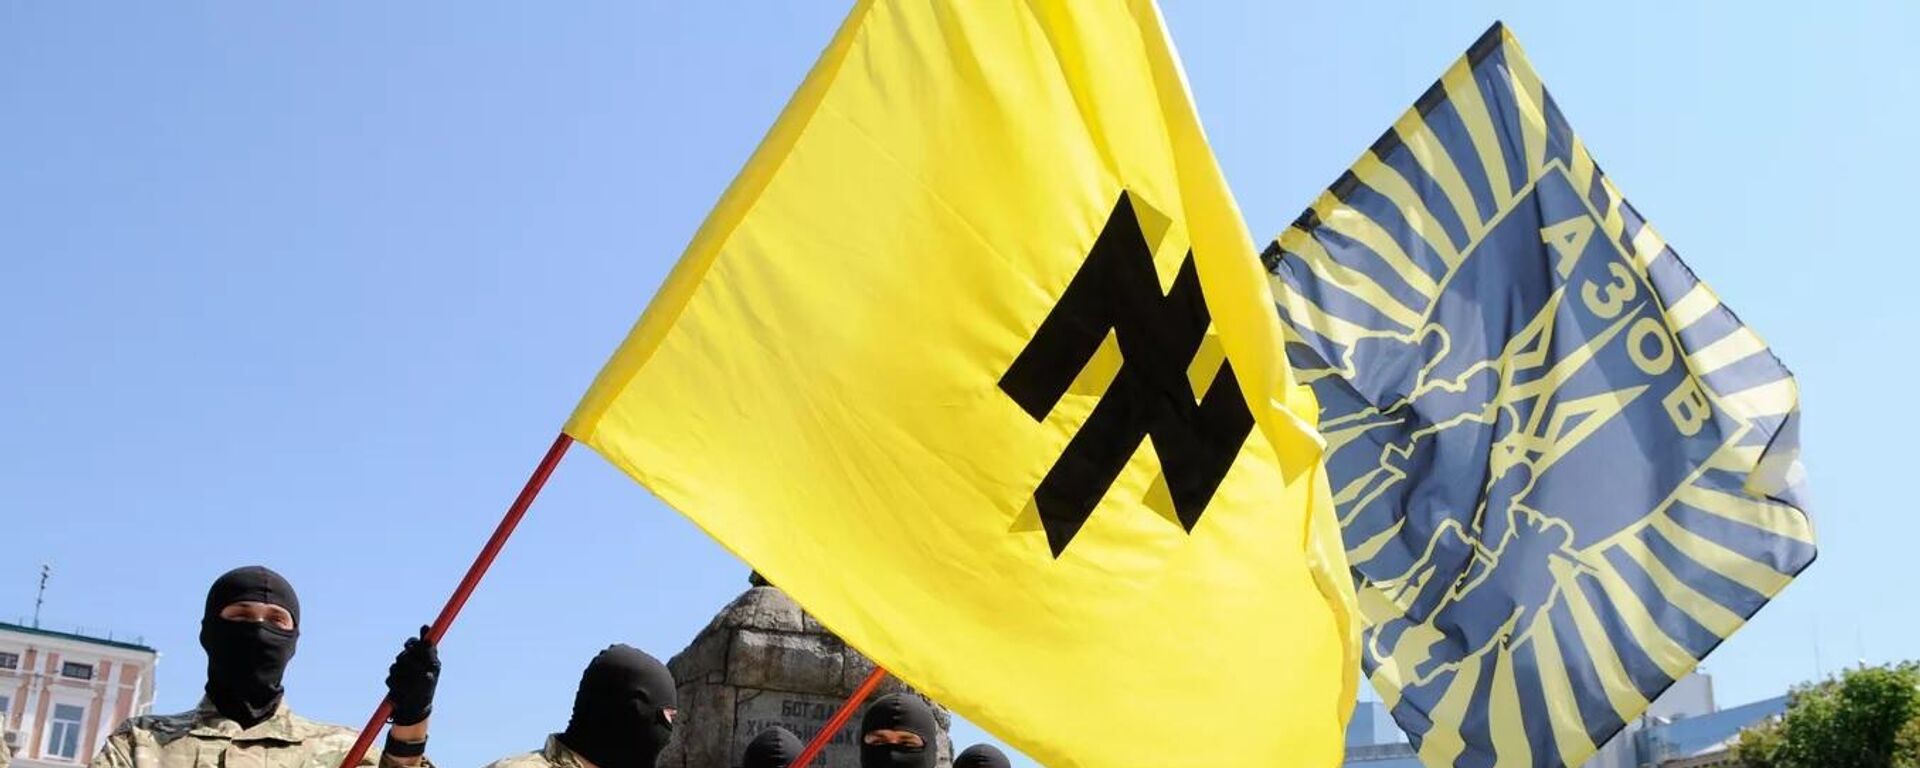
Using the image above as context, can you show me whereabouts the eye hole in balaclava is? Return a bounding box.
[953,744,1011,768]
[859,693,937,768]
[199,565,301,728]
[559,644,678,768]
[742,726,803,768]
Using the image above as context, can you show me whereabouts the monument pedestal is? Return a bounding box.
[658,583,952,768]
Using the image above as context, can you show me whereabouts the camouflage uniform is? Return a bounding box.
[89,699,424,768]
[482,735,588,768]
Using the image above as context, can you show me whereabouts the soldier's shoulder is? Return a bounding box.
[482,751,554,768]
[108,710,201,745]
[283,712,359,746]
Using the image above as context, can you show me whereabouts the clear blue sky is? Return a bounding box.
[2,3,1912,766]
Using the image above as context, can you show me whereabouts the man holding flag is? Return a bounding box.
[95,567,440,768]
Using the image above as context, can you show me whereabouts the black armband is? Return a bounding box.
[383,734,427,759]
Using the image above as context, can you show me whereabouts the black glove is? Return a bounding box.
[385,625,439,726]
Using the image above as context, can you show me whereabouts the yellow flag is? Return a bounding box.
[567,2,1356,765]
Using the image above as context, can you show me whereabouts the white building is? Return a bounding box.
[0,622,158,768]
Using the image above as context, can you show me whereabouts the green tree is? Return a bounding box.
[1735,661,1920,768]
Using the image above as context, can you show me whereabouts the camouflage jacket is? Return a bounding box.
[482,735,589,768]
[89,699,426,768]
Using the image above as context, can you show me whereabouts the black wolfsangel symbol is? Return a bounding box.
[1000,192,1254,557]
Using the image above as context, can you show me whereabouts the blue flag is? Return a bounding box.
[1266,23,1812,767]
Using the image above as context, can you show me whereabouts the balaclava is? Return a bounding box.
[953,744,1011,768]
[741,726,803,768]
[200,566,301,728]
[559,645,678,768]
[859,693,937,768]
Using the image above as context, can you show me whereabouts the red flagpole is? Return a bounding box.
[791,666,888,768]
[337,432,575,768]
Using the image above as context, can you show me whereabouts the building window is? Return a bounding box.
[0,652,18,670]
[60,662,93,680]
[47,703,85,760]
[0,693,10,724]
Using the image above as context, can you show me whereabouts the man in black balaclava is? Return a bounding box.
[741,726,803,768]
[482,644,678,768]
[953,744,1011,768]
[859,693,938,768]
[200,565,302,726]
[90,566,439,768]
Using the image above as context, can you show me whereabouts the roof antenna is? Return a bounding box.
[33,564,50,628]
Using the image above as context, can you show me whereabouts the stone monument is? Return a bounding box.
[657,574,953,768]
